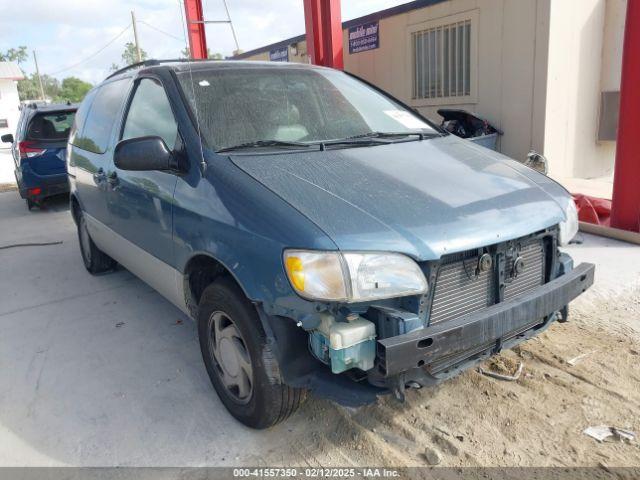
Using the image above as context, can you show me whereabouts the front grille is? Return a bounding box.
[429,237,546,325]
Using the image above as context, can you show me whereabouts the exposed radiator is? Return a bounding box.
[429,239,545,325]
[504,241,545,300]
[430,253,494,324]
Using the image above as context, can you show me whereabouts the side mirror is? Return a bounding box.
[114,136,173,172]
[1,134,14,144]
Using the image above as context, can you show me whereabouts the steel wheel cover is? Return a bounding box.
[208,311,253,404]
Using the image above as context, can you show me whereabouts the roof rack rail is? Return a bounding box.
[105,58,217,80]
[105,59,161,80]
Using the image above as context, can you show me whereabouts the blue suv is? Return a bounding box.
[2,103,77,209]
[67,60,594,428]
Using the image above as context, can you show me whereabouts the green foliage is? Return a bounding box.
[181,46,223,60]
[17,73,92,103]
[18,73,60,101]
[59,77,92,103]
[121,42,148,65]
[0,46,28,64]
[3,45,92,103]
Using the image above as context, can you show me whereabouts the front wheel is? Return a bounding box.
[198,278,305,429]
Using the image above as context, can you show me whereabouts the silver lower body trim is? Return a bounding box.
[84,213,189,315]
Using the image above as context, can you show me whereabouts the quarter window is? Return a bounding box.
[75,79,129,153]
[412,19,472,100]
[122,78,178,149]
[69,88,97,146]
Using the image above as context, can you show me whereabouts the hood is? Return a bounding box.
[231,136,568,260]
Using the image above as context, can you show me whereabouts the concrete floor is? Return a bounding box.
[0,192,299,467]
[0,189,638,466]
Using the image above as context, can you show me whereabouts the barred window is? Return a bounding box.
[412,20,471,100]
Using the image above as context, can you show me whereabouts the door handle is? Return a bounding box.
[92,168,105,184]
[107,171,119,188]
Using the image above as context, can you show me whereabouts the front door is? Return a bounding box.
[107,77,179,268]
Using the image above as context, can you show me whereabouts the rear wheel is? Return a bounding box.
[76,210,116,274]
[26,199,35,210]
[198,278,305,429]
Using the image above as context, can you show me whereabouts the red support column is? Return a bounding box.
[184,0,208,60]
[303,0,343,69]
[610,0,640,232]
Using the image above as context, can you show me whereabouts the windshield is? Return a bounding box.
[177,66,436,151]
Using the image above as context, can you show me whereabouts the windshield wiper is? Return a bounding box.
[316,131,440,150]
[345,131,439,141]
[216,139,314,153]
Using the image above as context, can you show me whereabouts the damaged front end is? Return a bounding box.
[259,228,594,406]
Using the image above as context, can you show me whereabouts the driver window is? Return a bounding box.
[122,78,178,149]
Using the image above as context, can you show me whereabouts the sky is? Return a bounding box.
[0,0,410,84]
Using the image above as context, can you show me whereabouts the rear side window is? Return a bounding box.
[75,79,129,154]
[69,89,97,146]
[27,111,76,141]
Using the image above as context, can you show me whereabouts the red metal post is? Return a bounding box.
[610,0,640,232]
[303,0,343,69]
[184,0,208,59]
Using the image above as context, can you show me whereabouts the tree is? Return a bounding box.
[17,73,60,102]
[0,46,28,64]
[121,42,147,65]
[181,46,223,60]
[58,77,92,103]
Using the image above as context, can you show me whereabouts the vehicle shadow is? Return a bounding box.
[30,194,70,213]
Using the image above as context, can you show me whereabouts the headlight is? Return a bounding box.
[559,199,579,246]
[283,250,428,302]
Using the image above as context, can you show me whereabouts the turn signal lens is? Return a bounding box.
[285,256,305,291]
[283,251,348,301]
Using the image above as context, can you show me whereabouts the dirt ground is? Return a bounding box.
[252,290,640,468]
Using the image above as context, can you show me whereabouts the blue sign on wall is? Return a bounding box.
[348,21,380,54]
[269,47,289,62]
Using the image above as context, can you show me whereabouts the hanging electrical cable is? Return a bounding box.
[48,24,132,76]
[138,20,185,43]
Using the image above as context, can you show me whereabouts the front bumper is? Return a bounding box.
[378,262,595,377]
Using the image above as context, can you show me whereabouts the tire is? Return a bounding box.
[26,199,35,210]
[76,209,117,274]
[198,277,305,429]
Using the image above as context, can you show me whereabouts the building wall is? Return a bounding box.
[543,0,624,180]
[346,0,552,164]
[0,79,21,140]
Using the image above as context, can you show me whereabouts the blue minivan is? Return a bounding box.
[2,103,77,209]
[67,60,594,428]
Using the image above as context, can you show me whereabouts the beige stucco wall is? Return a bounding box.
[345,0,552,164]
[543,0,625,180]
[601,0,626,91]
